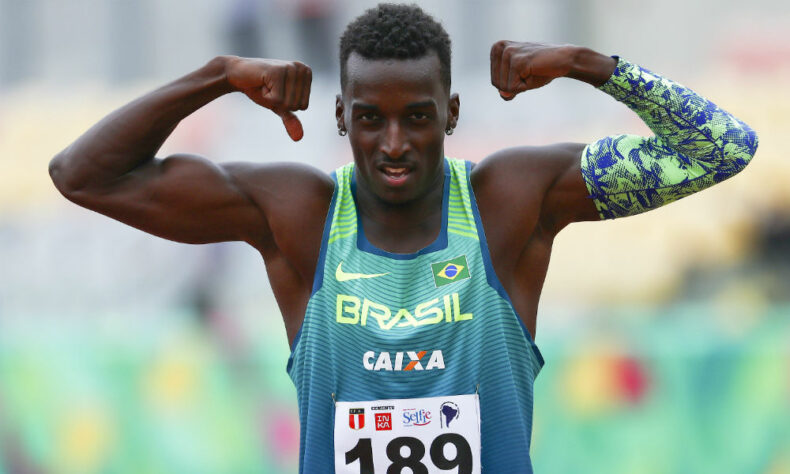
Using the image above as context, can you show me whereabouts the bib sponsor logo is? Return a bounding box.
[440,402,460,428]
[374,413,392,431]
[362,350,445,371]
[349,408,365,430]
[334,394,482,473]
[402,408,432,427]
[336,293,472,329]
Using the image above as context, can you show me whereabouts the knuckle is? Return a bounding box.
[490,41,505,56]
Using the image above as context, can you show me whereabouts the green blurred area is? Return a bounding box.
[1,304,787,474]
[533,304,790,474]
[0,309,300,474]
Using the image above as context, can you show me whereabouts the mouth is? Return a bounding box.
[380,164,412,185]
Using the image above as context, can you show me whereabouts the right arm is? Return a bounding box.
[485,42,758,231]
[48,55,322,248]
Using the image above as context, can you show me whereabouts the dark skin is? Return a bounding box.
[49,41,616,346]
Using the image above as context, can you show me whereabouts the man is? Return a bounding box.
[49,3,758,473]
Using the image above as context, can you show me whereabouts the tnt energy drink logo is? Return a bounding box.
[402,408,432,427]
[431,255,471,287]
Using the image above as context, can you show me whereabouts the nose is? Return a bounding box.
[379,121,410,159]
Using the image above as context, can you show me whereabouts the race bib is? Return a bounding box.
[334,394,481,474]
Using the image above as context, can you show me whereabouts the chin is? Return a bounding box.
[374,188,416,205]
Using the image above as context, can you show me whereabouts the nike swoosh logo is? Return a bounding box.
[335,262,389,282]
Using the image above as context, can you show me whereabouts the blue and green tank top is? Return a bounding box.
[287,158,544,472]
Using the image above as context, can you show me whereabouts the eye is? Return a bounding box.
[410,112,430,121]
[359,112,379,121]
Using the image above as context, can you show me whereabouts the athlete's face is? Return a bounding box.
[337,52,459,204]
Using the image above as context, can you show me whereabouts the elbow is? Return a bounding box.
[48,152,67,193]
[722,121,759,178]
[48,150,82,199]
[743,124,759,161]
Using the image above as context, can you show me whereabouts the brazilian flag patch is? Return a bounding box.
[431,255,471,288]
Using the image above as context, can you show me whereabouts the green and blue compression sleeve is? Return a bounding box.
[580,58,759,220]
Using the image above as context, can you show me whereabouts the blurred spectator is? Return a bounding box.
[226,0,266,58]
[0,0,35,86]
[289,0,340,73]
[0,398,45,474]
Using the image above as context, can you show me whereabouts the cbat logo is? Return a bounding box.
[363,350,445,371]
[374,413,392,431]
[439,402,460,428]
[349,408,365,430]
[431,255,471,287]
[336,293,472,329]
[403,408,432,427]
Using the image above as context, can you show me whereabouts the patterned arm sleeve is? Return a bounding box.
[580,57,759,220]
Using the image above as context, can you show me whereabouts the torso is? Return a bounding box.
[251,146,586,348]
[286,158,544,472]
[247,144,596,343]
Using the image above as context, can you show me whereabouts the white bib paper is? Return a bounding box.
[334,393,481,474]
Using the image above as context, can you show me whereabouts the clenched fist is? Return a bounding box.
[225,57,312,141]
[489,41,616,100]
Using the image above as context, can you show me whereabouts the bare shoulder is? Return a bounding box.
[223,160,335,205]
[470,142,585,205]
[470,142,593,247]
[224,160,335,272]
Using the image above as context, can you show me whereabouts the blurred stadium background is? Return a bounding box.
[1,0,789,472]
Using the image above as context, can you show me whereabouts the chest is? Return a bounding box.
[325,242,481,339]
[358,210,443,255]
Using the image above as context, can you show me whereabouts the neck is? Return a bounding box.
[355,168,445,254]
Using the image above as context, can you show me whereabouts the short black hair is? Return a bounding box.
[339,3,452,91]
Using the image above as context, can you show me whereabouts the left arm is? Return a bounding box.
[488,42,759,232]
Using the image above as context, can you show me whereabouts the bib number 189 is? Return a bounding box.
[346,434,472,474]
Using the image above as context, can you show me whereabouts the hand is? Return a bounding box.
[225,57,312,141]
[490,41,577,100]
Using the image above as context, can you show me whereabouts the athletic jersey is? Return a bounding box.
[287,158,544,473]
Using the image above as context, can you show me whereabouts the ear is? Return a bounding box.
[335,94,346,131]
[447,93,460,130]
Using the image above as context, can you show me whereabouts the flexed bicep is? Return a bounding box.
[49,55,322,248]
[541,57,758,230]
